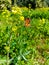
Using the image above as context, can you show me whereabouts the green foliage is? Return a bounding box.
[0,0,11,10]
[0,7,49,65]
[0,0,49,10]
[22,8,49,19]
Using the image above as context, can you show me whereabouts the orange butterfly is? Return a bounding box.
[25,18,30,27]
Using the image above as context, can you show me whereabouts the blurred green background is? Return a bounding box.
[0,0,49,65]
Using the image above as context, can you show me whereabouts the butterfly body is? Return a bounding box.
[25,18,30,27]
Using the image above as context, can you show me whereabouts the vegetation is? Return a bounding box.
[0,0,49,10]
[0,7,49,65]
[0,0,49,65]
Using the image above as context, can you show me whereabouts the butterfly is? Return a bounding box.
[25,18,30,27]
